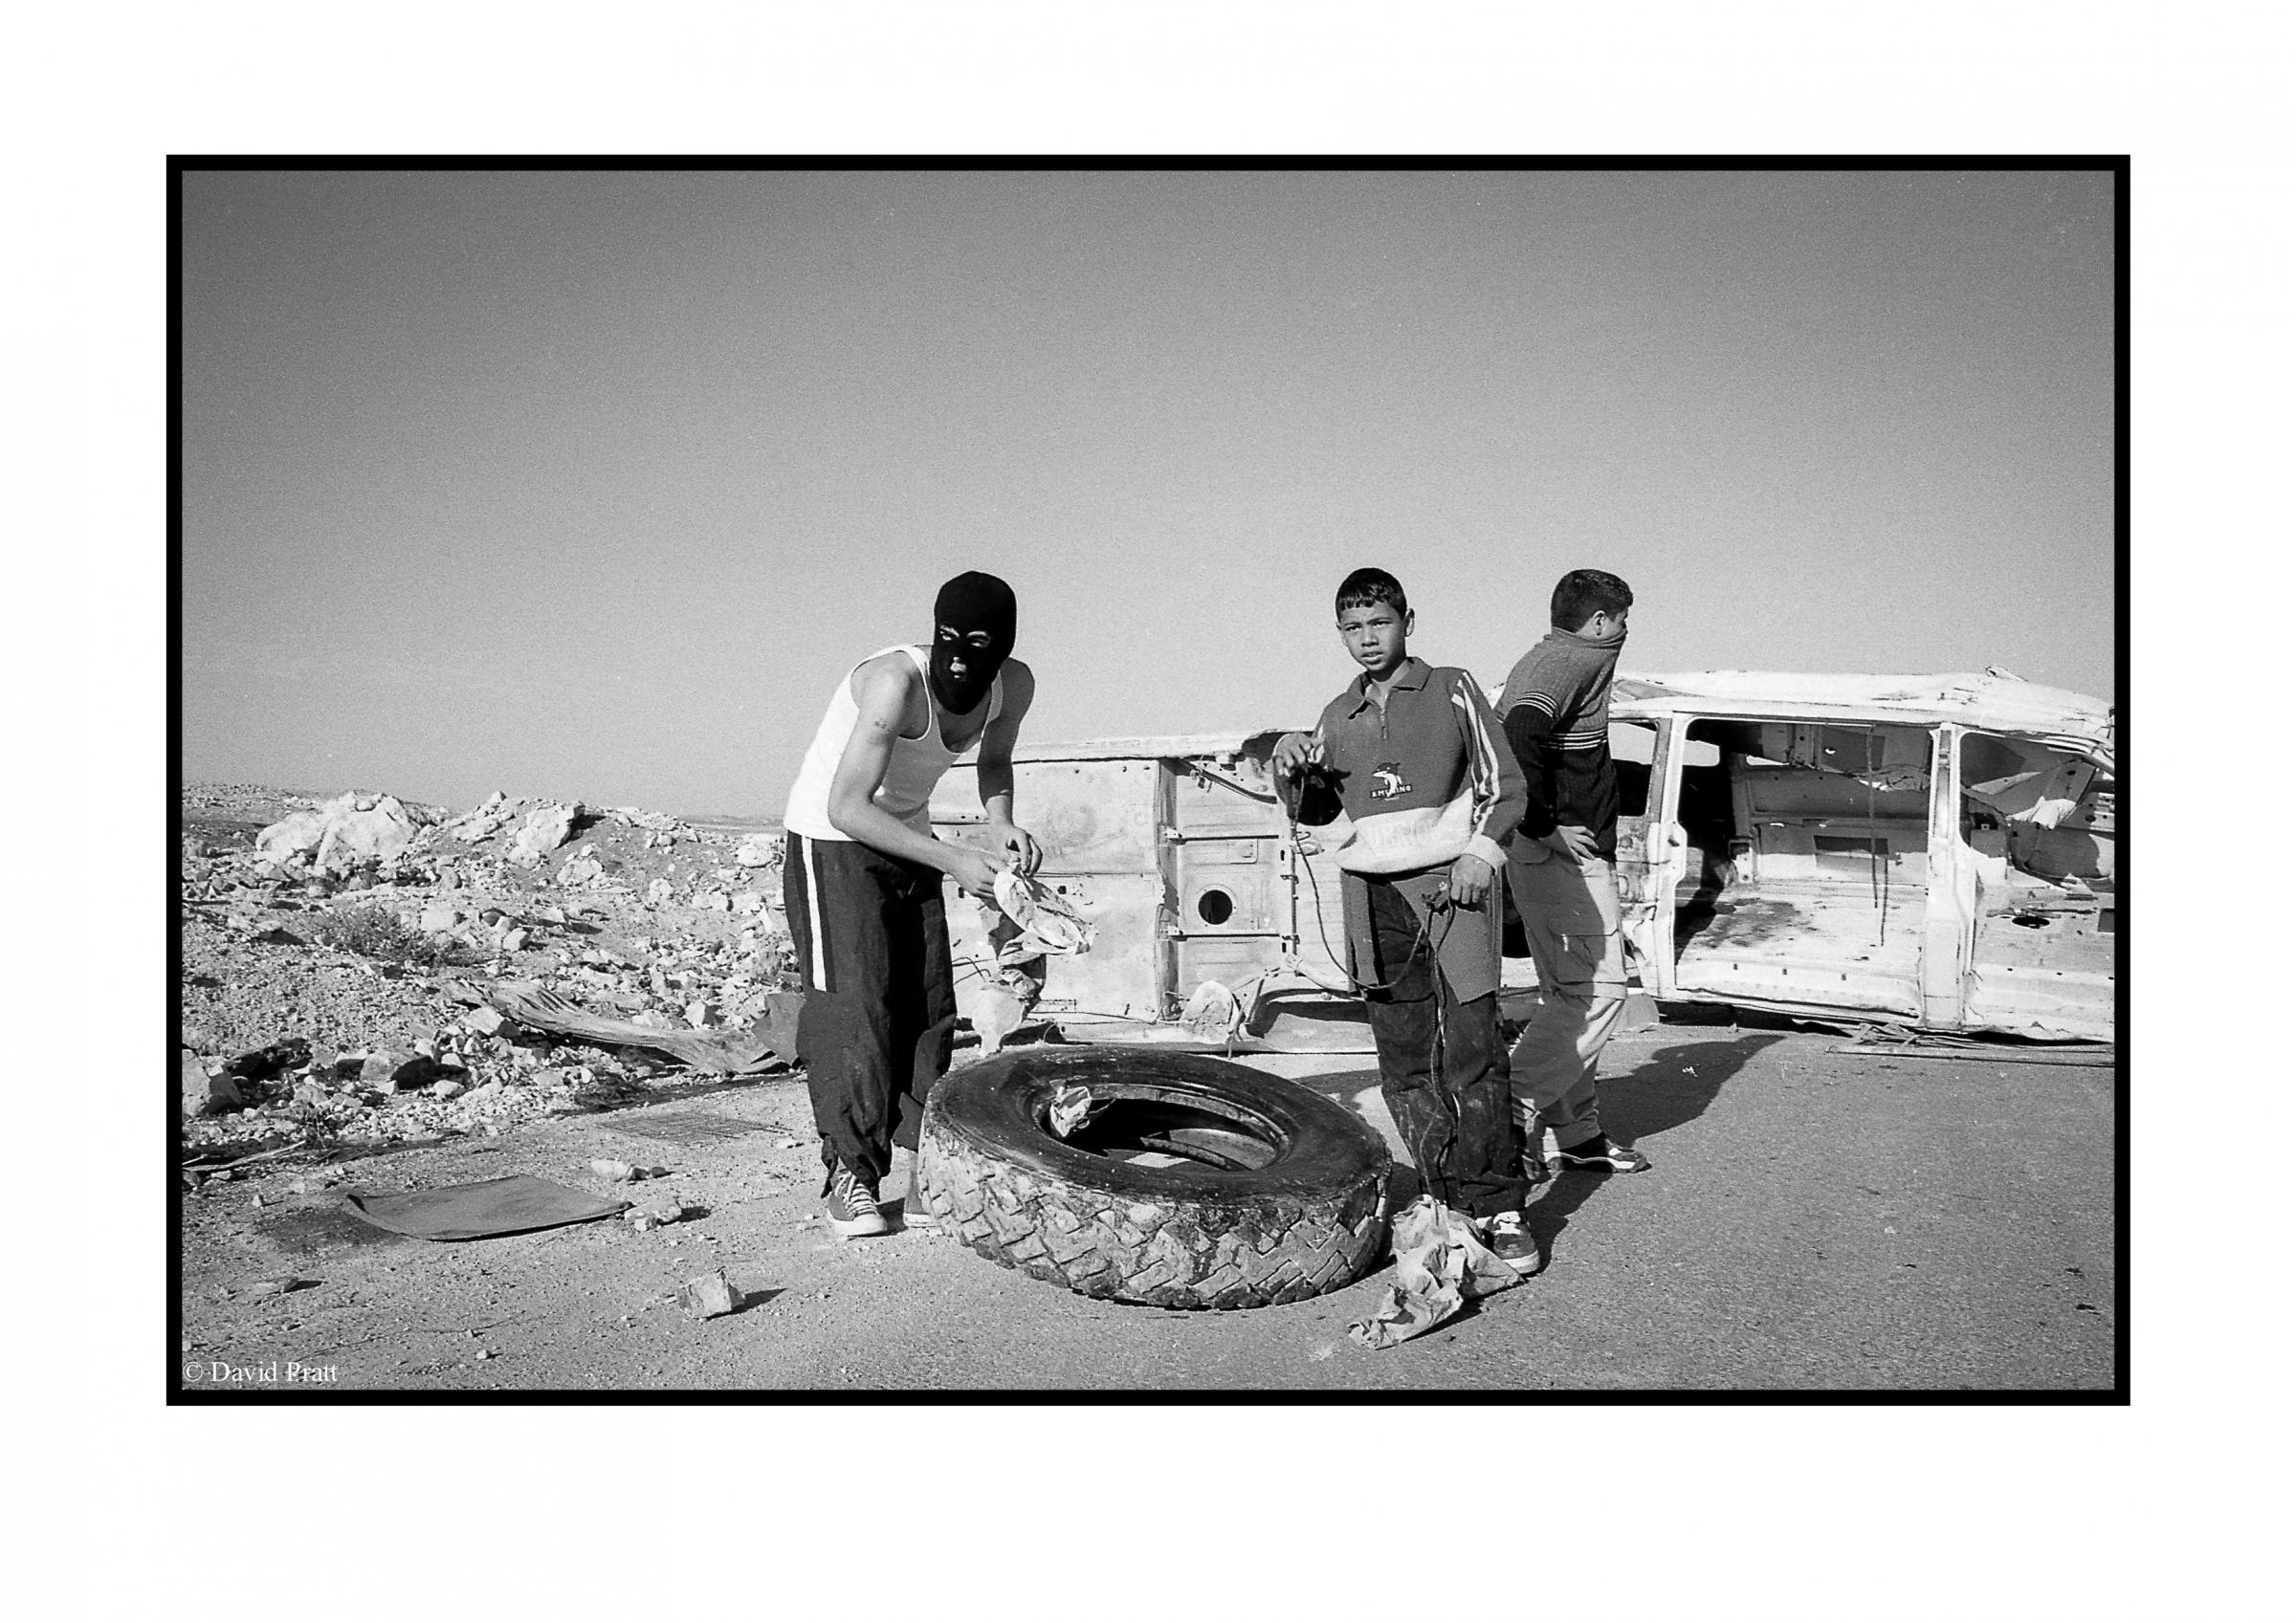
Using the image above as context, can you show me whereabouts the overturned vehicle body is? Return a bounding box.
[930,670,2114,1048]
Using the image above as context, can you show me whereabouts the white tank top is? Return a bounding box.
[782,645,1004,842]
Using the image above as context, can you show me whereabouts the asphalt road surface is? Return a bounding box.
[177,1017,2116,1393]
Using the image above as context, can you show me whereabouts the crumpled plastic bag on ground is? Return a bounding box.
[964,985,1033,1054]
[1181,978,1244,1042]
[1047,1083,1104,1138]
[1347,1195,1524,1349]
[991,869,1093,963]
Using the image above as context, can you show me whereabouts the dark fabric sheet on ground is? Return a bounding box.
[342,1174,629,1241]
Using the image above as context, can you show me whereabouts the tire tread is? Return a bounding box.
[919,1105,1387,1311]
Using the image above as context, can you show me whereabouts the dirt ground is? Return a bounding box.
[175,783,2117,1394]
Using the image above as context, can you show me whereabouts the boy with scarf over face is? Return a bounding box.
[1273,568,1540,1271]
[781,572,1041,1238]
[1498,568,1653,1179]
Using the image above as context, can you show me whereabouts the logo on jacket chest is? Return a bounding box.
[1369,762,1414,801]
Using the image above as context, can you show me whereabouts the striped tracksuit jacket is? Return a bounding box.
[1299,656,1531,1217]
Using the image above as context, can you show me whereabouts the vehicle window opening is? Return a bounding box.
[1611,719,1659,819]
[1955,729,2116,1031]
[1958,731,2114,888]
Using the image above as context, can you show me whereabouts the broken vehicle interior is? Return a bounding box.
[1616,672,2115,1042]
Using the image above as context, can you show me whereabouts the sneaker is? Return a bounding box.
[1554,1132,1651,1173]
[887,1146,937,1231]
[1483,1211,1540,1274]
[827,1162,890,1238]
[900,1173,938,1231]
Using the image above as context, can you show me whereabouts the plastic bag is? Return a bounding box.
[992,869,1093,962]
[1347,1195,1523,1349]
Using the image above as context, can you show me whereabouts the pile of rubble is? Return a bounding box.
[179,784,799,1161]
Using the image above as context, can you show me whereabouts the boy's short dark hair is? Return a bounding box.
[1335,567,1408,619]
[1551,568,1633,628]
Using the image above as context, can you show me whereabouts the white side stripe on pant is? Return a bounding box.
[802,836,830,992]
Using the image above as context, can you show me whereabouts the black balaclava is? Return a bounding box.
[928,571,1017,714]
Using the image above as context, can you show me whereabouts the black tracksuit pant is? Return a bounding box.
[783,831,958,1193]
[1358,874,1531,1220]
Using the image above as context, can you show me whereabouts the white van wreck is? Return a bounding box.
[931,669,2114,1048]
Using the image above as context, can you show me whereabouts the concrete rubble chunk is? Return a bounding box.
[461,1006,512,1039]
[442,790,515,842]
[511,804,583,865]
[676,1270,739,1319]
[252,792,428,878]
[251,807,331,868]
[629,1194,686,1231]
[734,836,779,867]
[559,854,604,887]
[182,1052,244,1116]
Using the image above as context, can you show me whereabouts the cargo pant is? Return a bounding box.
[783,831,958,1194]
[1505,847,1628,1155]
[1353,872,1531,1221]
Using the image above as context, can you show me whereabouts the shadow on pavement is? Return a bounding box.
[1597,1032,1782,1146]
[1259,1035,1779,1277]
[1522,1031,1781,1270]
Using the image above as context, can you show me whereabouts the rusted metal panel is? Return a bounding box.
[936,757,1172,1024]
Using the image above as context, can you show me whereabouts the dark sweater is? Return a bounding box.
[1495,626,1627,858]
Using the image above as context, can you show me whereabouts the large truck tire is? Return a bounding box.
[916,1046,1392,1310]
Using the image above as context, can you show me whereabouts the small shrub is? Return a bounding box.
[308,904,441,966]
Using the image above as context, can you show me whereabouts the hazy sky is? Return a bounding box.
[181,168,2115,815]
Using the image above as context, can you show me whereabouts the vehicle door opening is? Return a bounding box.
[1659,717,1935,1019]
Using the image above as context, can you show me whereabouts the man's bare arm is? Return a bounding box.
[975,657,1040,874]
[825,656,1000,895]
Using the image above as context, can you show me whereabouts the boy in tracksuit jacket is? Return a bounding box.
[1273,568,1539,1271]
[1497,567,1653,1178]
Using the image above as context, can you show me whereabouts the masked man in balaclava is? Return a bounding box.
[781,571,1040,1238]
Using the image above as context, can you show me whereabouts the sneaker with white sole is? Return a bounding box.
[1554,1132,1651,1173]
[1483,1210,1540,1273]
[826,1162,890,1238]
